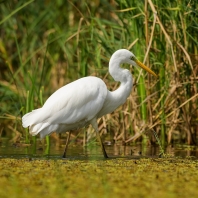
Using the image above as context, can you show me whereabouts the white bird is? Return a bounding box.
[22,49,157,158]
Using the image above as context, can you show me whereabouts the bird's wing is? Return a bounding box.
[22,77,107,127]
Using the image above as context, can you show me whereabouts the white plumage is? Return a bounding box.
[23,77,108,138]
[22,49,157,157]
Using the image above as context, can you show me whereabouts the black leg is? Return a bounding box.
[96,132,108,158]
[90,118,108,158]
[62,132,71,158]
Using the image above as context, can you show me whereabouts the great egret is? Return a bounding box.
[22,49,157,158]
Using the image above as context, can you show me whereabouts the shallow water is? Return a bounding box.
[1,137,198,159]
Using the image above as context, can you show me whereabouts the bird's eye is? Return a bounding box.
[131,56,135,61]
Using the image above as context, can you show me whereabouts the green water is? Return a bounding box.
[0,138,198,159]
[1,138,198,198]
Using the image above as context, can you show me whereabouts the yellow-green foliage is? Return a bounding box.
[0,158,198,198]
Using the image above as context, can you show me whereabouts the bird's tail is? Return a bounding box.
[22,109,59,138]
[29,123,56,138]
[22,108,43,128]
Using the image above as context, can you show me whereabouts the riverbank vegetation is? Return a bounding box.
[0,0,197,147]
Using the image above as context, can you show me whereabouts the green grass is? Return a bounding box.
[0,0,197,145]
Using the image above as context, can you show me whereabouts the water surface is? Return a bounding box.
[1,137,198,160]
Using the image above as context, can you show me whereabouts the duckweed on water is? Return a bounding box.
[0,158,198,198]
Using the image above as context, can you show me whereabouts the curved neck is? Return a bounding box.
[109,56,124,82]
[97,57,133,118]
[109,56,133,105]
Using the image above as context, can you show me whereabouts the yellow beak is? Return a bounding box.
[135,59,158,77]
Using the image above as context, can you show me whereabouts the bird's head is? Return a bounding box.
[111,49,157,77]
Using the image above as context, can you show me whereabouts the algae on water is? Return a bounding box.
[0,158,198,198]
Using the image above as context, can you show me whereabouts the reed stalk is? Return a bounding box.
[0,0,197,148]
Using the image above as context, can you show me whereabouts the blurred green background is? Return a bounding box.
[0,0,197,146]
